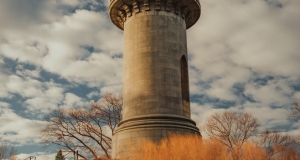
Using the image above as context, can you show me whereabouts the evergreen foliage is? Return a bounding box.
[55,150,64,160]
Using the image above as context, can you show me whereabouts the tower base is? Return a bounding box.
[112,114,200,158]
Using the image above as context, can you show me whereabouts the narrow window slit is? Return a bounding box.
[180,55,189,103]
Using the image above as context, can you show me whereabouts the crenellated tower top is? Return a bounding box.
[109,0,201,30]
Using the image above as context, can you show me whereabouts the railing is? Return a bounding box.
[23,156,36,160]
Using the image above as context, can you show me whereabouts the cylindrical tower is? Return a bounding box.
[109,0,201,158]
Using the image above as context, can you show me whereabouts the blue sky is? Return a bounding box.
[0,0,299,159]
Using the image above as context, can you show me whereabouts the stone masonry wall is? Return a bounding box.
[123,10,190,120]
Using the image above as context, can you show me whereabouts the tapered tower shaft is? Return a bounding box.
[109,0,201,158]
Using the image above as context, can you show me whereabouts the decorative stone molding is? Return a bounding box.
[175,2,182,15]
[155,0,161,11]
[185,12,192,24]
[114,114,199,135]
[143,0,150,11]
[123,5,132,18]
[166,0,172,12]
[109,0,201,30]
[116,17,123,27]
[182,6,188,19]
[117,10,126,22]
[132,1,140,13]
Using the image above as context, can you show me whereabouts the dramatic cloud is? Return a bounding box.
[187,0,300,133]
[0,0,299,156]
[0,102,47,145]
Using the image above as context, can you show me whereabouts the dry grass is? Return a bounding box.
[120,134,231,160]
[119,134,300,160]
[241,142,268,160]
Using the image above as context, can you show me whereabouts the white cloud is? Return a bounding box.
[188,0,300,99]
[241,102,290,130]
[61,93,90,109]
[187,1,300,136]
[60,0,81,6]
[1,5,124,87]
[3,75,63,100]
[293,92,300,100]
[44,52,123,86]
[191,101,293,138]
[6,75,44,98]
[38,10,124,86]
[60,0,104,9]
[16,68,41,79]
[87,91,100,99]
[1,74,66,114]
[0,70,12,98]
[0,102,10,108]
[0,1,63,33]
[100,84,123,95]
[2,10,123,88]
[0,102,47,145]
[244,78,292,105]
[0,40,48,66]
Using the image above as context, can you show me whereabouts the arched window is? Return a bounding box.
[180,55,190,103]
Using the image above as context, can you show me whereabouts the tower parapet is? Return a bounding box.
[109,0,201,30]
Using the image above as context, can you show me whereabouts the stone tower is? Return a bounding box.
[109,0,201,158]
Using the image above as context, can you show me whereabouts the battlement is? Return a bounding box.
[109,0,201,30]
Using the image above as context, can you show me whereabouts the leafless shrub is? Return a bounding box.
[257,128,300,159]
[0,142,18,160]
[289,100,300,120]
[41,93,122,159]
[205,111,260,160]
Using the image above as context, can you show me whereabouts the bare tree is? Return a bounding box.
[8,147,17,160]
[257,128,300,159]
[0,142,18,160]
[205,111,260,160]
[0,142,7,160]
[41,93,122,159]
[289,100,300,119]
